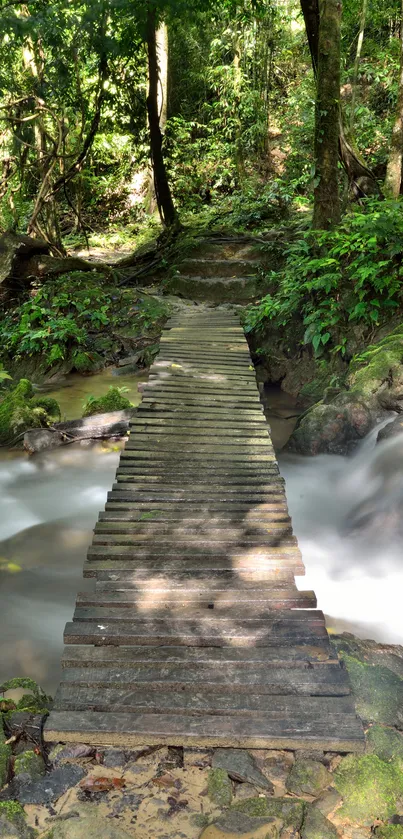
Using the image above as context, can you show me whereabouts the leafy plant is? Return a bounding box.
[245,199,403,356]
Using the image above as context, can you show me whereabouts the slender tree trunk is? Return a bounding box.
[350,0,368,131]
[312,0,342,228]
[146,6,177,227]
[156,22,168,131]
[384,0,403,198]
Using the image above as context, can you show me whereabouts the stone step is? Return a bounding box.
[165,275,270,304]
[179,258,260,279]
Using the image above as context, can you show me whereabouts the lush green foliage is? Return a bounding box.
[245,199,403,356]
[0,271,169,370]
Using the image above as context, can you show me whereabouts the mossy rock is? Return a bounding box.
[334,754,403,825]
[207,768,232,807]
[285,758,332,797]
[231,797,305,829]
[0,801,34,839]
[82,387,132,417]
[0,379,33,444]
[14,749,45,779]
[0,379,62,444]
[301,807,339,839]
[341,654,403,728]
[72,350,104,373]
[367,726,403,763]
[348,326,403,397]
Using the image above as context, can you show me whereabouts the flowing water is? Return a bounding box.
[0,375,402,694]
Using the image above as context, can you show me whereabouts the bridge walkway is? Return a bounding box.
[45,309,364,751]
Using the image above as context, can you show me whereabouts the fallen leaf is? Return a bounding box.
[152,773,181,790]
[79,776,125,793]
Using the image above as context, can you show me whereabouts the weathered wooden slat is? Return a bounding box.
[58,663,348,696]
[129,423,269,437]
[60,643,336,668]
[137,406,265,419]
[44,709,365,751]
[113,475,282,487]
[65,618,328,647]
[119,451,276,462]
[77,589,316,609]
[91,531,294,548]
[83,559,299,579]
[96,516,290,532]
[53,686,355,718]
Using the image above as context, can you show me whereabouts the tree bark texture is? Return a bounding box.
[384,0,403,197]
[313,0,342,228]
[146,7,177,227]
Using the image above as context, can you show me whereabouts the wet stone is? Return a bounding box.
[301,807,339,839]
[48,745,95,766]
[286,759,332,797]
[102,750,127,769]
[0,802,35,839]
[251,750,294,788]
[212,749,273,792]
[45,807,134,839]
[311,788,342,817]
[200,810,282,839]
[0,764,86,805]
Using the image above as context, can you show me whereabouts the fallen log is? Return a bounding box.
[23,409,137,454]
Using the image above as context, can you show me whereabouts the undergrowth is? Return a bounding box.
[0,271,169,372]
[245,199,403,358]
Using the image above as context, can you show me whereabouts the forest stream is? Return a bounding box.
[0,378,401,694]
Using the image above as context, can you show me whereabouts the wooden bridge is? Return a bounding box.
[45,310,364,752]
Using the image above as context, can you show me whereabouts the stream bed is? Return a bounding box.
[0,376,402,693]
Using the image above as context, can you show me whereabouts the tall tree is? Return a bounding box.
[312,0,341,228]
[300,0,378,196]
[384,0,403,197]
[146,4,178,227]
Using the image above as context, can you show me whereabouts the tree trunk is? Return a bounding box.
[300,0,378,195]
[384,0,403,198]
[312,0,342,228]
[146,6,177,227]
[350,0,368,131]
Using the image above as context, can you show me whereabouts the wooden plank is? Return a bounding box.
[64,618,328,647]
[126,434,272,447]
[119,451,276,462]
[137,407,265,419]
[83,559,300,579]
[114,475,283,486]
[108,488,284,500]
[58,663,349,696]
[98,511,289,524]
[60,642,336,668]
[44,710,365,751]
[129,423,269,436]
[77,589,316,609]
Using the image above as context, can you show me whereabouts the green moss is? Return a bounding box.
[14,749,45,778]
[0,379,33,443]
[334,754,403,825]
[0,380,62,443]
[0,742,11,787]
[367,725,403,763]
[28,397,61,421]
[341,654,403,727]
[72,350,104,373]
[0,801,26,822]
[348,327,403,396]
[82,386,132,417]
[375,827,403,839]
[231,797,305,829]
[207,768,232,807]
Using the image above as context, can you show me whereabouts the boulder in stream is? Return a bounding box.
[286,393,374,456]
